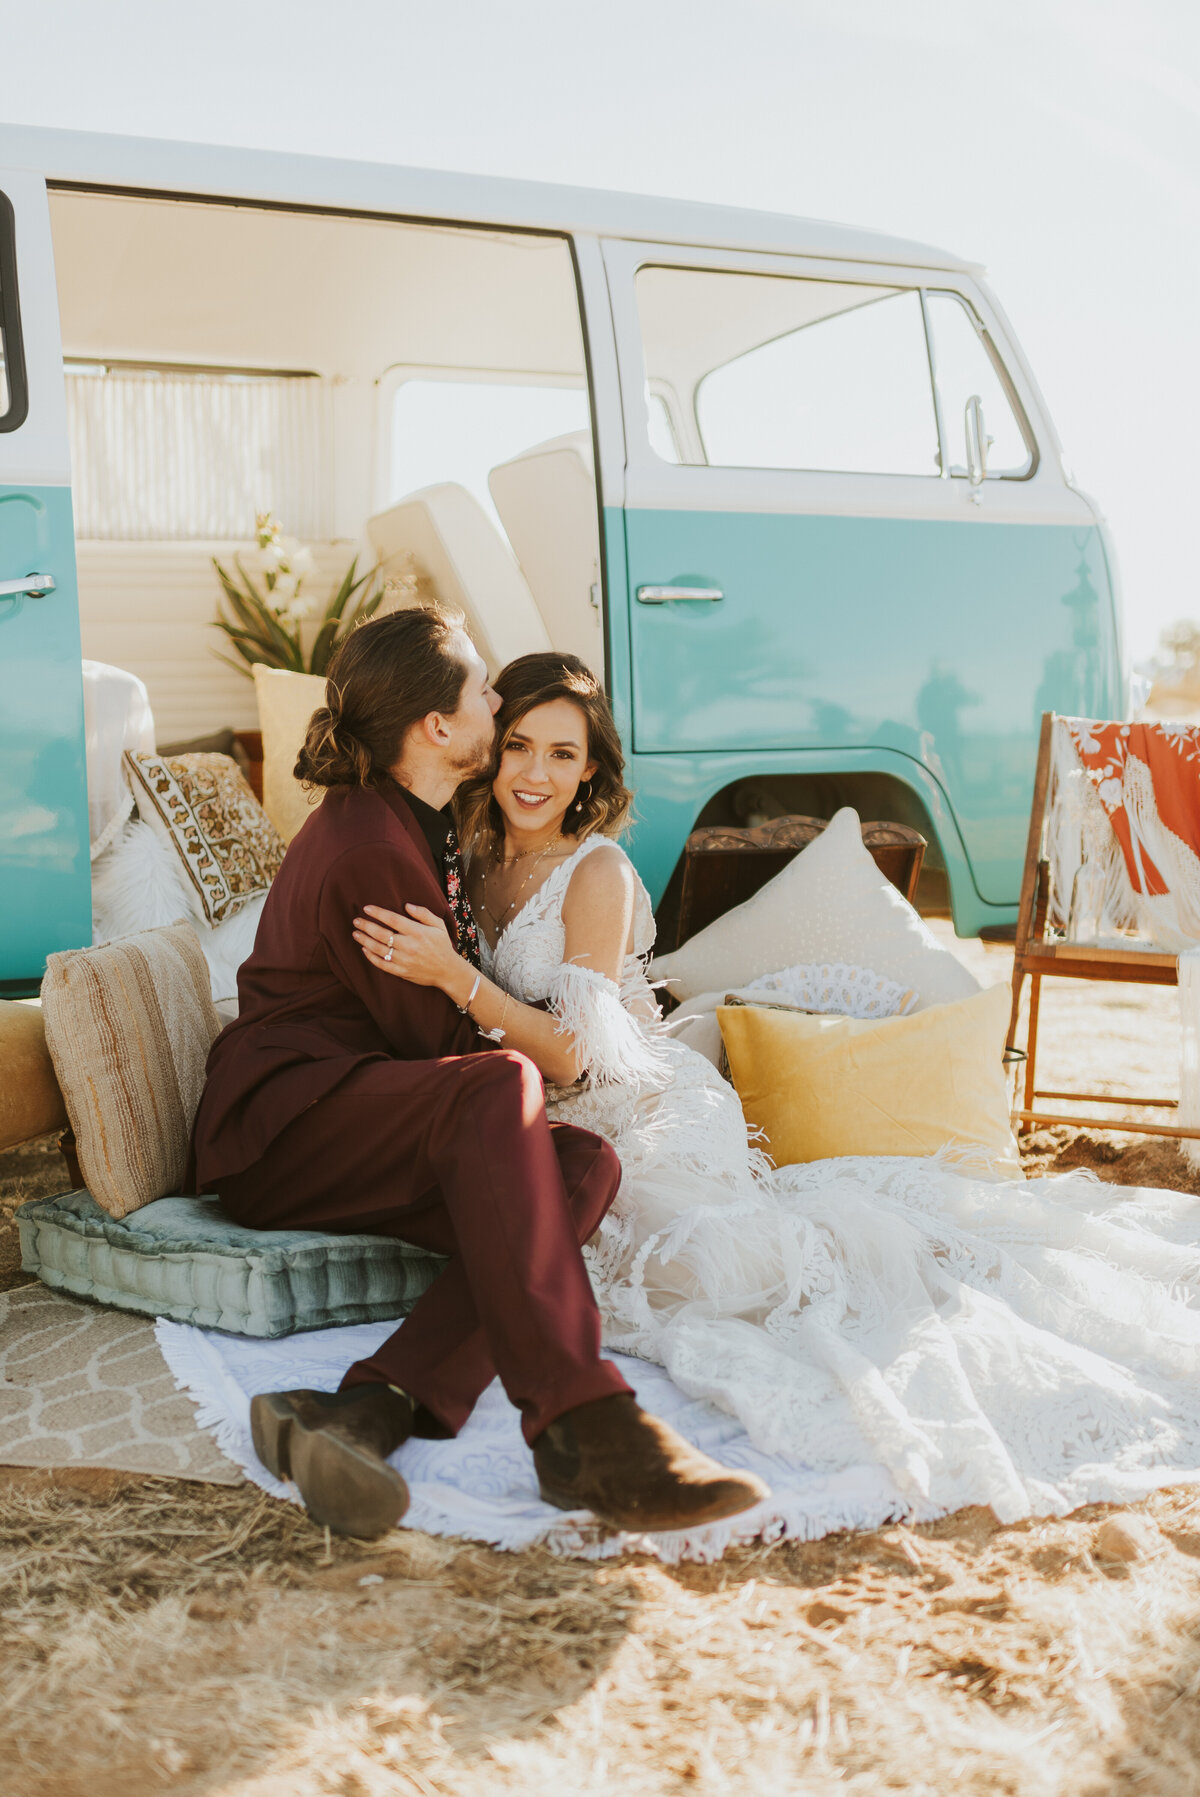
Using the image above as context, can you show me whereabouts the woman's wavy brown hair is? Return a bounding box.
[455,652,632,863]
[295,605,468,791]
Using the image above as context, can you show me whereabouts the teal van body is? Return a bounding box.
[0,484,90,977]
[0,128,1123,988]
[611,508,1119,925]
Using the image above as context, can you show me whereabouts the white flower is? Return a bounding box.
[289,545,316,578]
[272,572,299,602]
[285,596,317,621]
[259,543,284,572]
[1097,776,1124,808]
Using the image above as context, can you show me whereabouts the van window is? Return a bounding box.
[387,377,589,528]
[65,362,330,539]
[636,266,940,477]
[924,291,1034,478]
[0,189,28,432]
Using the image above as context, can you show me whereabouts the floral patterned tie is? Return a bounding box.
[442,825,481,970]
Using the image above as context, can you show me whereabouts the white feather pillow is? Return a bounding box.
[92,819,194,941]
[91,821,263,1004]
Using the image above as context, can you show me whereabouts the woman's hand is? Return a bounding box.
[353,903,473,1001]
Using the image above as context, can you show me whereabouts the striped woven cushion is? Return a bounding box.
[41,921,221,1219]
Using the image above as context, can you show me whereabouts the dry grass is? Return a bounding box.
[0,1133,67,1293]
[5,1465,1200,1796]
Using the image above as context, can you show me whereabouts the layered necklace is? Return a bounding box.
[480,833,572,936]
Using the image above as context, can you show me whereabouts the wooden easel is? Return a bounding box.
[1006,712,1198,1141]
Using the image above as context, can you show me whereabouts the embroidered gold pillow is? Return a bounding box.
[124,750,285,925]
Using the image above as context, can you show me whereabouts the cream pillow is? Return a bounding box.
[652,807,978,1011]
[125,751,284,925]
[718,982,1020,1180]
[253,664,328,844]
[41,921,222,1218]
[0,1000,69,1151]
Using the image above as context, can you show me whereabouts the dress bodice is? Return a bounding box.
[479,836,657,1008]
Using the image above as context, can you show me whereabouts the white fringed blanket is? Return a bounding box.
[155,1316,904,1562]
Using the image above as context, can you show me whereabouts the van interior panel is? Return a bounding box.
[47,191,598,739]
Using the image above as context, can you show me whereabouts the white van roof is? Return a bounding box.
[0,124,982,276]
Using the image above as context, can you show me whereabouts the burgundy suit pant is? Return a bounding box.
[215,1050,631,1443]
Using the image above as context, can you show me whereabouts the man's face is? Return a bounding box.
[442,633,501,776]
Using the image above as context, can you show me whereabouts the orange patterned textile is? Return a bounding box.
[1062,720,1200,903]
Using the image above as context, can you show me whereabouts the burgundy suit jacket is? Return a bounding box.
[189,781,486,1186]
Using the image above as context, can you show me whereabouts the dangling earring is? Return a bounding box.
[575,779,592,814]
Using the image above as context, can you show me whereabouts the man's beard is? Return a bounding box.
[450,727,496,780]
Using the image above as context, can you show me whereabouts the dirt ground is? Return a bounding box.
[6,948,1200,1797]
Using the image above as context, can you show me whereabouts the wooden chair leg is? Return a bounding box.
[1007,960,1025,1055]
[1020,975,1042,1132]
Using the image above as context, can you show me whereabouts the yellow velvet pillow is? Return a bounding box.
[718,983,1021,1179]
[253,665,329,845]
[0,1000,69,1152]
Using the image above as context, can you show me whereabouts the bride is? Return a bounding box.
[353,651,1200,1528]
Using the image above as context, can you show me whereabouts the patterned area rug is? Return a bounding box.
[0,1282,242,1483]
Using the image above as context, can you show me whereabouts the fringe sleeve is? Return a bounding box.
[547,961,673,1091]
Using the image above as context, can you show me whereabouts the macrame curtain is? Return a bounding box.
[65,369,331,541]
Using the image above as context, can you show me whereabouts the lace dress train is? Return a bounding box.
[482,838,1200,1526]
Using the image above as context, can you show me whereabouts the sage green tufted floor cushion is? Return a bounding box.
[18,1190,445,1337]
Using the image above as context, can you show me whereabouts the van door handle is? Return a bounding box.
[0,572,56,597]
[636,584,724,604]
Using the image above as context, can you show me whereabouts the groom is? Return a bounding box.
[189,606,766,1538]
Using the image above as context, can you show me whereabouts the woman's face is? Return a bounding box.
[491,698,597,838]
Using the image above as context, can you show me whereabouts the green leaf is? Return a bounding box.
[321,555,361,622]
[308,618,342,676]
[213,624,292,671]
[213,652,258,680]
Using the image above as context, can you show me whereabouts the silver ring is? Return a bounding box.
[387,932,394,950]
[385,947,393,963]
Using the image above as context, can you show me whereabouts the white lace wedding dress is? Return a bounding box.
[482,836,1200,1526]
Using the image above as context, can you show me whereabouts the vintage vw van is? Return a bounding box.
[0,125,1123,992]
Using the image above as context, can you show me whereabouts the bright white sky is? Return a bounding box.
[3,0,1197,661]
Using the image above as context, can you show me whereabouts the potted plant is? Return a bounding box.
[212,514,384,679]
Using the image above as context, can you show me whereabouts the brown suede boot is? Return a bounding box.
[250,1385,414,1539]
[533,1393,769,1532]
